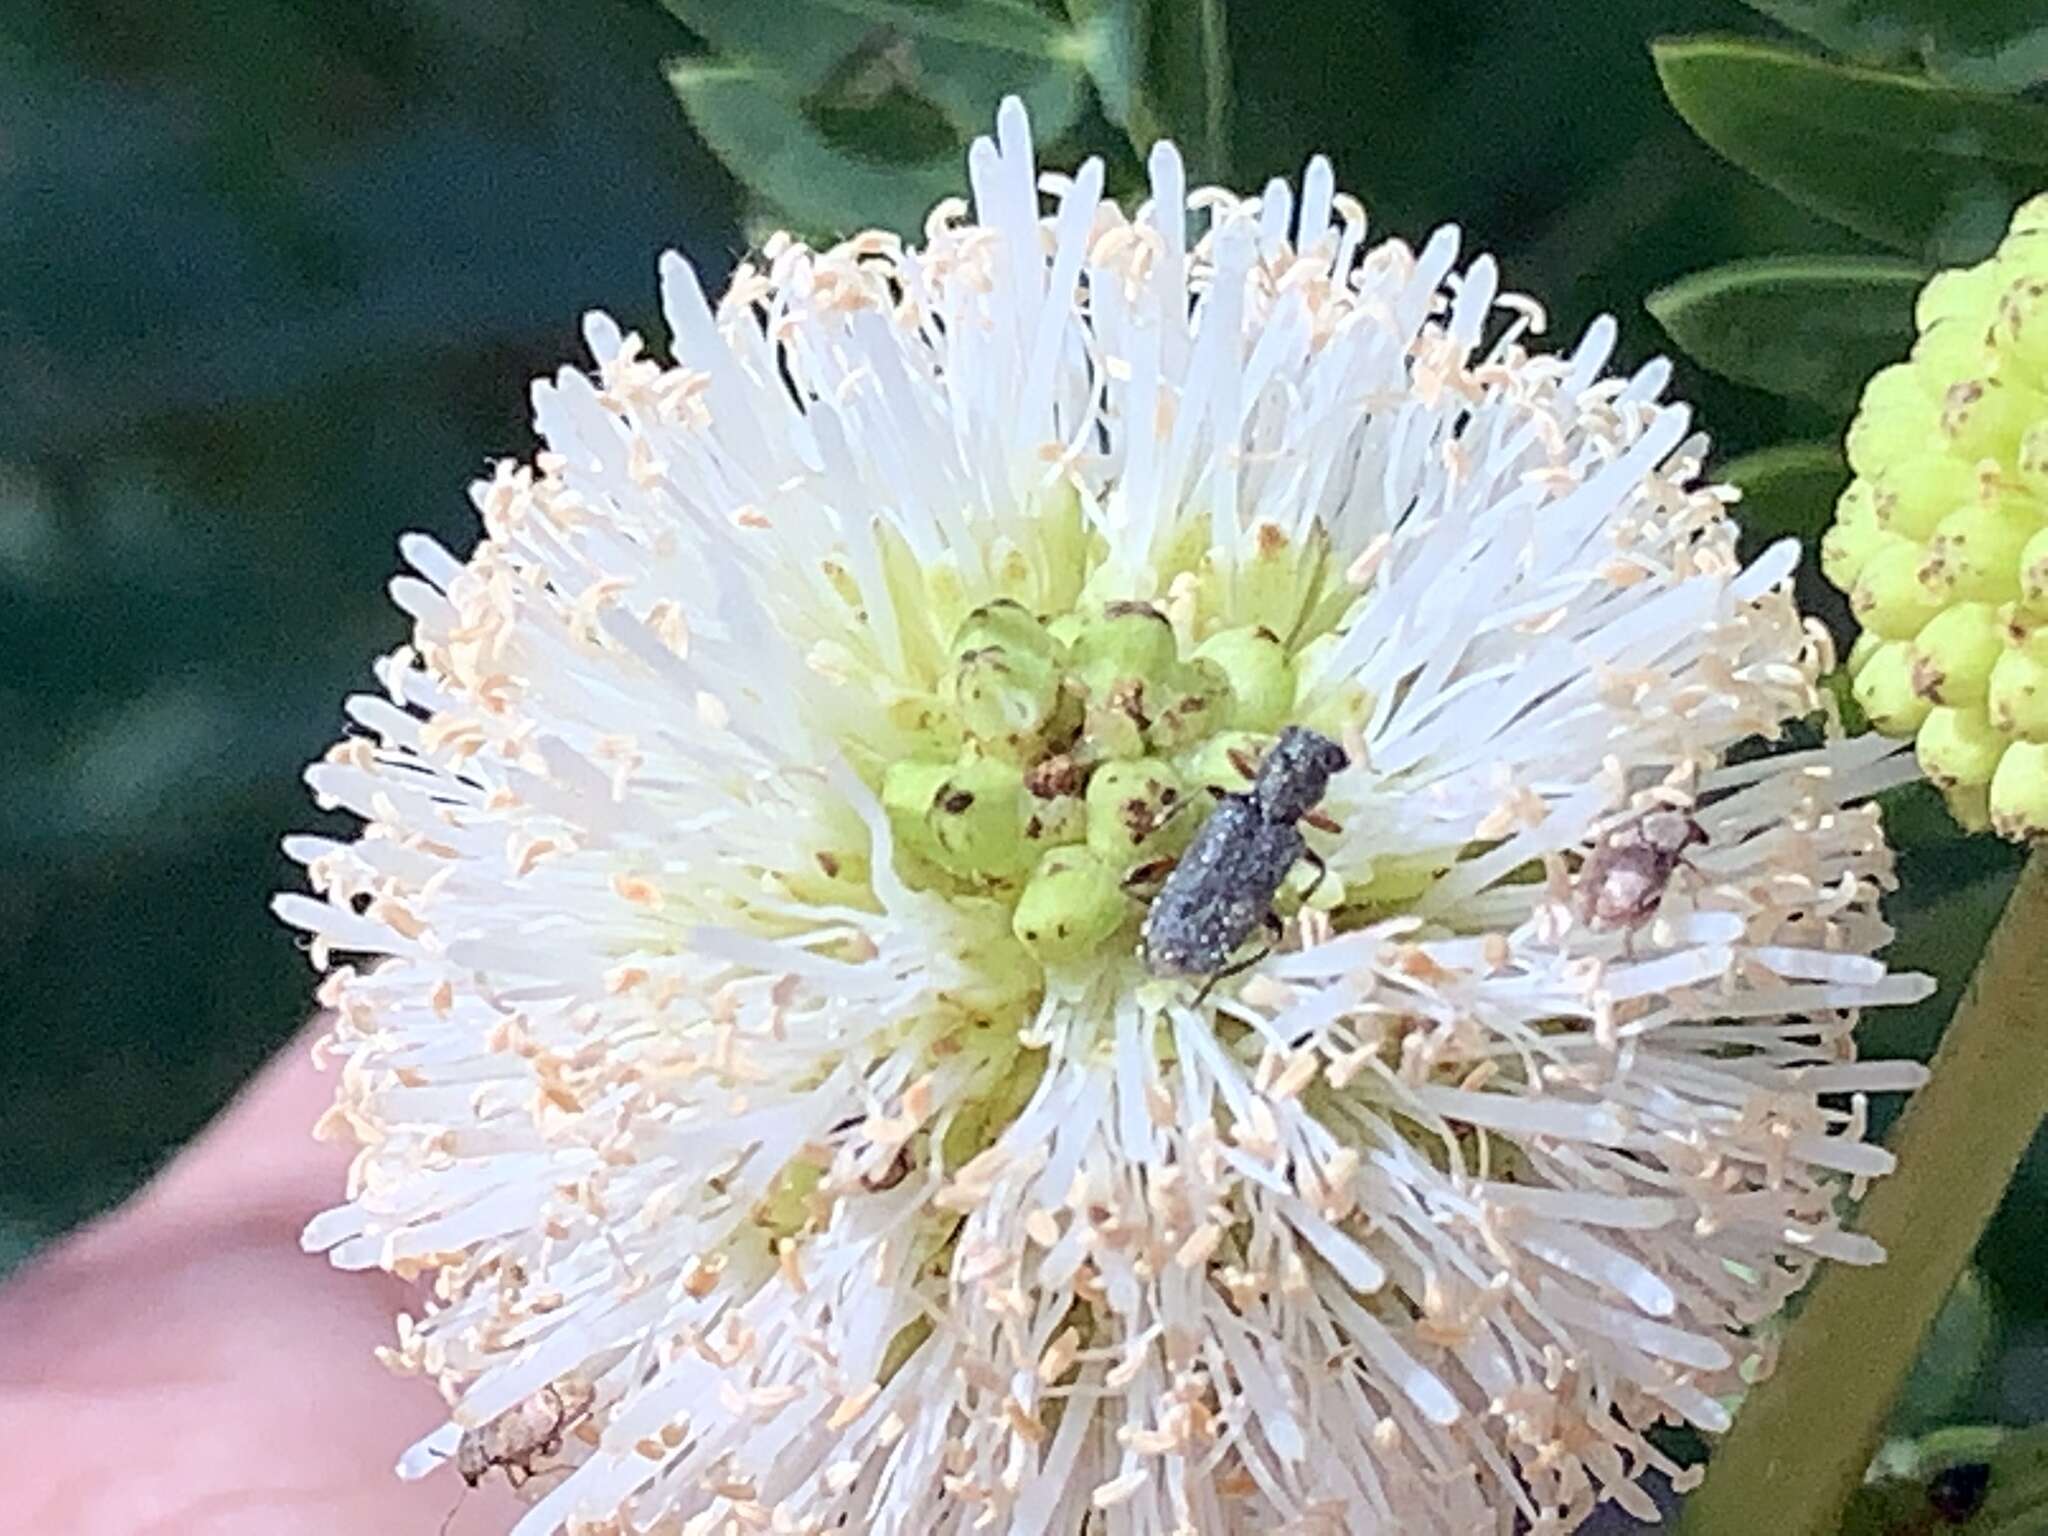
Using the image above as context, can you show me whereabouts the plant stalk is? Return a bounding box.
[1680,849,2048,1536]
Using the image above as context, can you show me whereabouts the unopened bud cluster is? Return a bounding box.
[1825,194,2048,837]
[881,594,1363,971]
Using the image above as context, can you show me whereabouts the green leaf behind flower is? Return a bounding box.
[1717,439,1853,640]
[664,0,1089,239]
[1737,0,2048,94]
[669,60,963,238]
[1889,1271,1999,1440]
[1719,440,1850,545]
[1064,0,1230,178]
[1842,1424,2048,1534]
[809,0,1080,58]
[1648,255,1922,409]
[1652,37,2048,261]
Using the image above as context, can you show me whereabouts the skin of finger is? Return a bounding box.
[0,1033,524,1535]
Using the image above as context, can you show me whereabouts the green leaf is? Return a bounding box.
[662,0,1090,237]
[663,0,1088,142]
[1066,0,1231,178]
[1647,255,1922,409]
[1890,1270,1998,1438]
[1738,1,2048,95]
[1846,1425,2048,1535]
[1652,37,2048,261]
[1719,440,1849,546]
[806,0,1076,58]
[668,60,962,238]
[1718,439,1854,651]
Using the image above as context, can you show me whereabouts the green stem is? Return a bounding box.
[1680,849,2048,1536]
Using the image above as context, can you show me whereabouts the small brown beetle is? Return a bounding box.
[454,1378,596,1489]
[1573,805,1706,935]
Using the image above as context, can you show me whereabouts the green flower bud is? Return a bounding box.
[1195,625,1297,733]
[2016,421,2048,500]
[1916,705,2007,790]
[1069,601,1180,688]
[1349,852,1449,907]
[926,755,1033,879]
[1852,640,1933,736]
[1180,730,1268,795]
[1084,757,1188,863]
[1011,846,1129,966]
[1942,376,2048,462]
[1920,499,2036,603]
[754,1159,822,1241]
[1237,521,1320,637]
[1949,783,1994,832]
[1993,275,2048,384]
[2021,525,2048,616]
[1851,540,1943,639]
[1989,640,2048,742]
[1872,448,1979,540]
[940,924,1046,1016]
[881,759,957,864]
[1146,658,1232,752]
[1066,601,1187,760]
[2007,193,2048,242]
[1080,694,1149,760]
[1044,611,1085,649]
[1846,628,1883,678]
[1021,798,1086,850]
[1910,601,2003,705]
[945,645,1059,752]
[1990,740,2048,839]
[1918,259,2004,333]
[1285,859,1346,910]
[951,599,1066,669]
[1020,753,1088,849]
[1830,198,2048,840]
[1820,481,1895,591]
[1915,325,1989,399]
[1847,363,1930,478]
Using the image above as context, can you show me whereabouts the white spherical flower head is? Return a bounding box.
[280,100,1932,1536]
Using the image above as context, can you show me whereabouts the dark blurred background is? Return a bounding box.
[1,0,2037,1433]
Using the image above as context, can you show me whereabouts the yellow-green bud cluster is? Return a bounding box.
[1826,194,2048,838]
[878,596,1366,974]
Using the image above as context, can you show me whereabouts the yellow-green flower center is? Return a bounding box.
[825,499,1381,989]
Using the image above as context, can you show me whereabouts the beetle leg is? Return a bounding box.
[1303,808,1343,835]
[1194,911,1286,1004]
[1143,789,1202,841]
[1194,940,1274,1006]
[1121,855,1178,895]
[1298,847,1329,907]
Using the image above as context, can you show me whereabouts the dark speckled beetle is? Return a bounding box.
[1141,725,1349,989]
